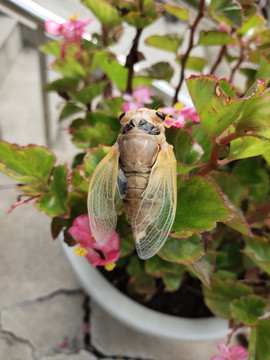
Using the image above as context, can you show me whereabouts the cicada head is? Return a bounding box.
[119,108,166,136]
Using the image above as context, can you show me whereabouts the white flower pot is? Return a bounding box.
[60,238,229,342]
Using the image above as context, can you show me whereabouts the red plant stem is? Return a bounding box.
[7,195,40,213]
[229,46,245,83]
[210,28,236,75]
[219,132,239,145]
[209,45,226,74]
[196,143,220,176]
[226,324,243,346]
[125,28,143,94]
[196,132,239,177]
[173,0,205,104]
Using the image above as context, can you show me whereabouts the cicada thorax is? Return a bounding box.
[117,109,166,224]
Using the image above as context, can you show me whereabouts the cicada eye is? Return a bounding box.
[156,111,165,121]
[119,112,126,120]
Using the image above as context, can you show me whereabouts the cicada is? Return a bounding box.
[87,108,177,259]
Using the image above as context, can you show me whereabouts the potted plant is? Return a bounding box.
[1,0,270,358]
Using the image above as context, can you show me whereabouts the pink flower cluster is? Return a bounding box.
[161,103,200,128]
[122,87,153,111]
[45,15,92,58]
[211,344,247,360]
[69,214,121,269]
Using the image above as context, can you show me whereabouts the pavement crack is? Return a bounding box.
[1,288,84,312]
[0,310,38,360]
[83,296,154,360]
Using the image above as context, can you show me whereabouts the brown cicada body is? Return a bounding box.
[88,108,177,259]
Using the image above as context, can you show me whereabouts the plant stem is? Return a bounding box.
[125,28,143,93]
[173,0,205,104]
[226,324,243,347]
[210,45,226,74]
[196,143,220,176]
[229,45,244,83]
[195,132,239,177]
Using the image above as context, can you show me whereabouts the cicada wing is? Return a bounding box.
[87,144,120,244]
[132,143,177,259]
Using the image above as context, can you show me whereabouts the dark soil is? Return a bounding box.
[99,266,213,318]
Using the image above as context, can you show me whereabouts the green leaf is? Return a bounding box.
[73,82,107,104]
[53,57,86,79]
[243,236,270,275]
[211,172,247,207]
[123,2,159,28]
[177,162,204,176]
[82,0,121,27]
[186,75,242,137]
[237,14,265,37]
[146,256,185,291]
[253,319,270,360]
[166,128,204,165]
[128,272,156,295]
[233,157,269,202]
[164,4,189,22]
[132,76,153,89]
[198,30,238,46]
[126,256,143,276]
[81,146,112,181]
[0,142,55,184]
[99,58,128,91]
[97,97,123,116]
[230,295,266,326]
[145,34,183,52]
[228,136,270,161]
[189,244,215,289]
[187,76,270,139]
[209,0,242,28]
[224,203,252,237]
[70,168,88,194]
[159,234,204,265]
[51,191,87,241]
[116,214,135,257]
[163,273,182,292]
[40,41,61,57]
[45,78,79,94]
[59,103,83,122]
[248,327,257,360]
[255,55,270,85]
[143,62,174,81]
[203,276,253,318]
[185,56,207,72]
[192,125,212,163]
[172,176,232,238]
[35,165,69,217]
[70,118,117,149]
[216,242,244,274]
[235,81,270,139]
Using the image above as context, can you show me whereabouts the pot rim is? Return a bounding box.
[60,237,229,341]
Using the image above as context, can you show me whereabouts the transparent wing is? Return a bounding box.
[132,143,177,259]
[87,144,120,244]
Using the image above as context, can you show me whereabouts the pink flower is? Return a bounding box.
[163,117,186,128]
[45,15,92,58]
[219,23,229,32]
[161,103,200,128]
[122,87,153,111]
[45,16,92,43]
[211,344,247,360]
[68,214,121,270]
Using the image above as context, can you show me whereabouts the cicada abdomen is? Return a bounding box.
[88,108,177,259]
